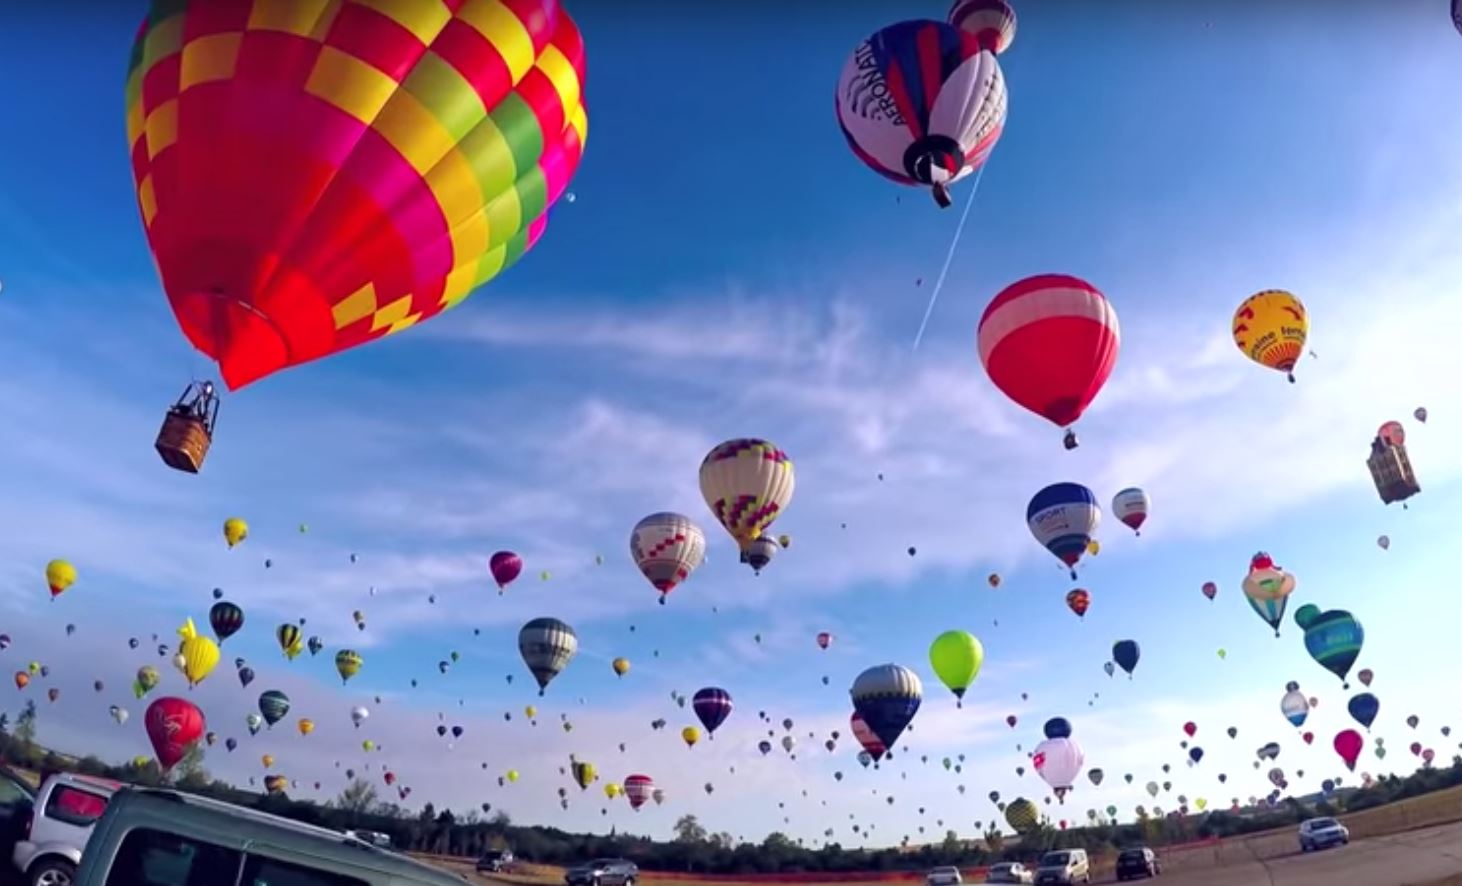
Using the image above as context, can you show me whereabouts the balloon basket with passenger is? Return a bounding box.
[155,381,219,474]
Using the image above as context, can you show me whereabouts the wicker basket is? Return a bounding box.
[155,411,212,474]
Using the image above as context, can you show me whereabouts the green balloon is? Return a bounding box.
[928,630,984,703]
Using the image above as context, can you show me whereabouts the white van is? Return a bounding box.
[1034,848,1089,885]
[74,787,463,885]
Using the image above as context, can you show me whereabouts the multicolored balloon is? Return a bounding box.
[1295,606,1364,688]
[629,513,706,604]
[851,664,922,751]
[1242,552,1297,637]
[1232,290,1308,383]
[947,0,1017,53]
[835,19,1005,207]
[519,618,578,696]
[1111,488,1149,535]
[127,0,588,388]
[692,688,733,737]
[699,439,795,548]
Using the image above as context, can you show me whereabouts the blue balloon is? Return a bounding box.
[1027,483,1100,579]
[1043,717,1072,739]
[851,664,922,751]
[1302,609,1364,688]
[1112,640,1140,677]
[1347,692,1380,730]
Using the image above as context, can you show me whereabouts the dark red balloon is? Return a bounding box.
[489,551,523,591]
[145,697,205,769]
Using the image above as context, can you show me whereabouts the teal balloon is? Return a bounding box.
[1293,604,1321,630]
[1301,609,1363,688]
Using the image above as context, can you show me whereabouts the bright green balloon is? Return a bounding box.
[929,630,984,704]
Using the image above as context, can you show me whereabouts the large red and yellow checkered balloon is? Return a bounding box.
[126,0,587,389]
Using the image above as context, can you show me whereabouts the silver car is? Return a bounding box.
[564,858,638,886]
[926,865,962,886]
[1298,817,1350,852]
[13,773,119,886]
[986,862,1034,884]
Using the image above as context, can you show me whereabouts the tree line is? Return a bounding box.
[1,706,1458,874]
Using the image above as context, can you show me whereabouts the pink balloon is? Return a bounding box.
[1333,729,1364,771]
[489,551,523,591]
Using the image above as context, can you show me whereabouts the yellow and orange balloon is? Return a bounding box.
[1233,290,1308,382]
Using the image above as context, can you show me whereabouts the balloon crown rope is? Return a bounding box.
[912,163,988,351]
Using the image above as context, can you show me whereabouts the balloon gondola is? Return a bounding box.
[1367,426,1420,507]
[155,380,218,474]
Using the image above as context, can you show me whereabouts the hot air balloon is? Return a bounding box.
[110,705,129,725]
[572,761,596,790]
[1027,483,1101,579]
[817,632,833,650]
[681,726,700,749]
[1281,684,1310,727]
[1111,488,1149,535]
[350,705,369,729]
[1367,428,1421,506]
[258,690,290,728]
[1112,641,1140,678]
[624,774,653,810]
[692,688,733,737]
[489,551,524,594]
[1033,730,1084,802]
[630,513,706,603]
[176,618,220,688]
[117,673,149,705]
[1232,290,1308,382]
[611,657,630,678]
[1296,606,1364,688]
[1242,552,1297,637]
[276,624,303,660]
[146,697,205,770]
[740,535,780,574]
[45,560,75,599]
[297,718,315,737]
[1201,581,1217,601]
[928,631,983,705]
[699,439,795,548]
[208,601,244,643]
[1415,406,1428,423]
[127,0,587,393]
[1348,693,1379,731]
[1004,798,1038,833]
[519,618,578,696]
[979,276,1120,448]
[1357,668,1374,687]
[335,650,363,685]
[947,0,1016,53]
[835,18,1005,208]
[851,664,922,751]
[1065,589,1090,618]
[1334,729,1363,772]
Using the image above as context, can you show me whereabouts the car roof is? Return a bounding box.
[105,788,463,885]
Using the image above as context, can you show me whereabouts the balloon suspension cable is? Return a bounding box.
[912,162,988,351]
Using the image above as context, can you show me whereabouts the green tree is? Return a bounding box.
[982,825,1004,855]
[173,742,209,789]
[14,700,37,754]
[674,814,707,843]
[335,778,379,816]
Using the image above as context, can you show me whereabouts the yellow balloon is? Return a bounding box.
[262,754,275,769]
[1233,290,1308,382]
[223,517,249,548]
[45,559,76,598]
[611,657,630,677]
[681,726,701,748]
[297,718,314,736]
[525,705,537,719]
[362,740,375,752]
[335,650,363,684]
[1086,540,1101,556]
[604,782,621,799]
[176,618,220,687]
[506,769,519,783]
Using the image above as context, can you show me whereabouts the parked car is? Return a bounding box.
[13,772,119,886]
[477,849,516,873]
[564,858,638,886]
[73,786,465,885]
[1035,848,1090,885]
[1298,817,1350,852]
[926,865,961,886]
[985,861,1034,884]
[0,766,36,865]
[1115,846,1162,880]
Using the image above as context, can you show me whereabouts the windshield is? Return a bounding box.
[592,860,620,867]
[1310,818,1339,829]
[1119,850,1145,861]
[1041,852,1071,865]
[932,868,957,874]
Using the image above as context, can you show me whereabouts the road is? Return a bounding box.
[1114,818,1462,885]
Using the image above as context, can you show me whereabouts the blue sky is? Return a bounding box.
[2,0,1462,848]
